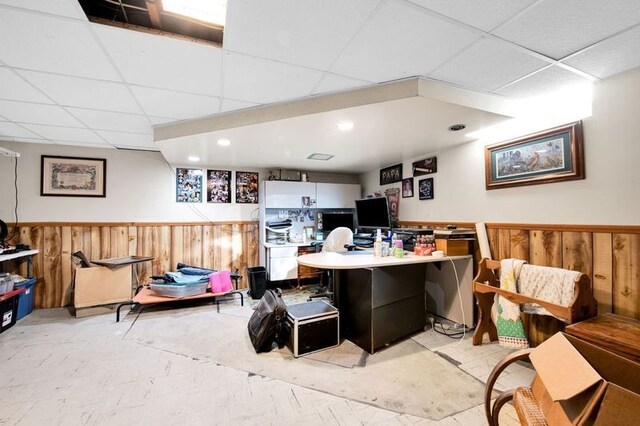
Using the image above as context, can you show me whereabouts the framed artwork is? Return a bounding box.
[235,171,259,204]
[412,157,437,176]
[176,168,203,203]
[304,226,314,240]
[418,178,434,200]
[380,163,402,185]
[40,155,106,197]
[485,121,585,190]
[402,178,414,198]
[206,169,231,203]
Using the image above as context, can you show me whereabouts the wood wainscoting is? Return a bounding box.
[7,222,259,309]
[400,221,640,345]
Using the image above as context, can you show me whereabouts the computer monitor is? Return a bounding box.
[321,212,354,235]
[355,197,391,230]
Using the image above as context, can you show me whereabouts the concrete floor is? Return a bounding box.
[0,297,531,425]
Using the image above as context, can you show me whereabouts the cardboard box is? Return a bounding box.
[73,265,132,310]
[435,238,470,256]
[526,333,640,425]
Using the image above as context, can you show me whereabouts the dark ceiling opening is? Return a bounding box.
[77,0,223,45]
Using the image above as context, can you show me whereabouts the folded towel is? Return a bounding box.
[496,259,529,349]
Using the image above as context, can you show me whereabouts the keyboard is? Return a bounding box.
[353,238,373,247]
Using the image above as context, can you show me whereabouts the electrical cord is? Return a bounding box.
[426,258,473,341]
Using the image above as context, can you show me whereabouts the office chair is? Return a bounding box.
[308,227,354,304]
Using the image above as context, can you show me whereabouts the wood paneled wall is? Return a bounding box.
[401,221,640,344]
[7,222,259,309]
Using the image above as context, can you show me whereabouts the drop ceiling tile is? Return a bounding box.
[492,0,640,60]
[430,38,549,92]
[93,25,222,96]
[95,130,155,148]
[0,8,120,80]
[0,0,87,20]
[19,71,142,114]
[130,86,220,120]
[0,121,41,139]
[148,116,179,125]
[331,0,480,82]
[311,74,373,95]
[496,65,592,99]
[225,0,381,70]
[1,137,53,145]
[408,0,536,31]
[0,100,83,127]
[222,53,325,104]
[66,108,152,134]
[21,124,103,144]
[220,99,260,113]
[50,140,114,149]
[0,67,53,104]
[563,25,640,79]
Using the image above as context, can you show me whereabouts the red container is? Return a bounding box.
[209,271,232,293]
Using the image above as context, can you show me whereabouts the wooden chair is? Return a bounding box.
[484,348,540,425]
[473,258,597,346]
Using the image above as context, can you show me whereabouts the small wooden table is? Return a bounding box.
[566,313,640,363]
[116,287,244,322]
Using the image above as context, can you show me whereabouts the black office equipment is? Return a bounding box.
[355,197,391,230]
[320,212,354,235]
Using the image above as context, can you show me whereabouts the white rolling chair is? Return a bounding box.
[308,227,354,303]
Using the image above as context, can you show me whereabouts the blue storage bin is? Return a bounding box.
[15,277,36,320]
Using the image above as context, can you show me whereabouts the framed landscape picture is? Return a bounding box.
[176,168,203,203]
[207,169,231,203]
[485,121,584,190]
[236,171,259,203]
[41,155,106,197]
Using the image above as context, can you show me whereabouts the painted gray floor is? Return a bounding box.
[0,297,530,425]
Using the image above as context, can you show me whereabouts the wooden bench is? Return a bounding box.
[473,258,597,346]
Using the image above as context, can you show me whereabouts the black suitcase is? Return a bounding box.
[247,289,288,353]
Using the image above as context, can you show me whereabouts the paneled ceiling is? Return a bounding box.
[1,0,640,169]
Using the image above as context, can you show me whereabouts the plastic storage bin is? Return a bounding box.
[0,290,20,334]
[15,277,36,320]
[247,266,267,300]
[0,273,15,295]
[149,282,207,298]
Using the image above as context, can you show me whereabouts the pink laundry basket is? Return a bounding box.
[209,271,232,293]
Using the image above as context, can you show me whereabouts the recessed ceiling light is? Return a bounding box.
[217,139,231,146]
[337,120,354,132]
[307,153,334,161]
[188,156,200,162]
[162,0,227,26]
[448,124,466,132]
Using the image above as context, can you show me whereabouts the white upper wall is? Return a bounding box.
[0,143,357,223]
[359,68,640,226]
